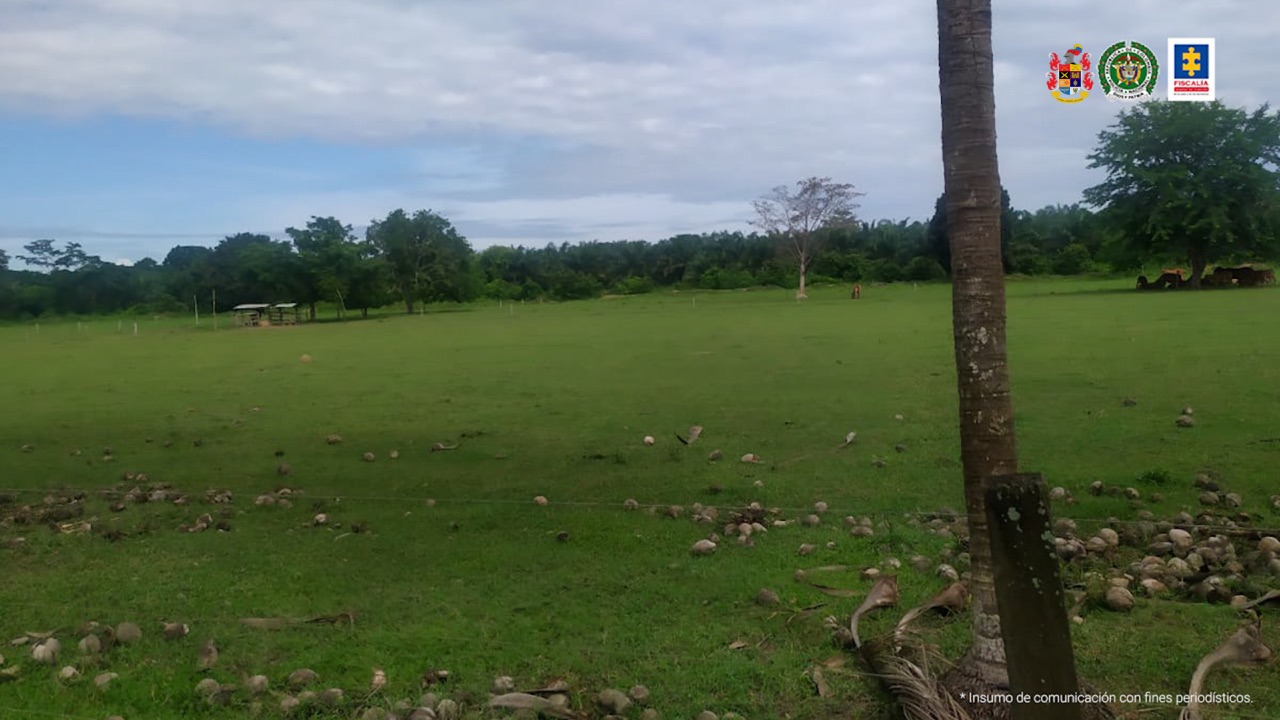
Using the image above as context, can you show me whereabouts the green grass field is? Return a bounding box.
[1,279,1278,720]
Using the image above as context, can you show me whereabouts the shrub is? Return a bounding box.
[1135,468,1172,486]
[613,276,655,295]
[903,257,947,281]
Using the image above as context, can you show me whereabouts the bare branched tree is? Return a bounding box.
[750,177,863,299]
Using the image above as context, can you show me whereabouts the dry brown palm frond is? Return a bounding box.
[851,575,900,648]
[489,692,575,719]
[1179,621,1272,720]
[876,649,971,720]
[893,582,969,649]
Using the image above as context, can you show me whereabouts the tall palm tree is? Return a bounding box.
[935,4,1113,719]
[934,0,1018,704]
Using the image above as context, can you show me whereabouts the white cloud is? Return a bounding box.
[0,0,1275,251]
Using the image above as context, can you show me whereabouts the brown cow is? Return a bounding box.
[851,284,861,300]
[1136,272,1184,290]
[1236,267,1262,287]
[1210,268,1236,287]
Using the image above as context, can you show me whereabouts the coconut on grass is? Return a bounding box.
[287,668,319,690]
[31,638,59,664]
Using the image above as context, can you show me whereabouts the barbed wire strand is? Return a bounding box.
[2,486,1278,535]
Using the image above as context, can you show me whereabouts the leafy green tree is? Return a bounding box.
[16,239,58,269]
[1052,243,1092,275]
[366,209,476,313]
[903,256,947,281]
[209,233,300,304]
[1084,101,1280,286]
[163,245,216,309]
[0,250,13,318]
[1005,242,1049,275]
[345,254,392,317]
[17,239,98,271]
[286,216,361,320]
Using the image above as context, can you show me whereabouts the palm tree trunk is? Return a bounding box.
[935,0,1018,705]
[935,6,1113,719]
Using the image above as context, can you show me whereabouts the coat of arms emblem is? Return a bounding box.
[1046,44,1092,103]
[1098,41,1159,101]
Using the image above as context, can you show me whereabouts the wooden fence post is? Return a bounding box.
[984,473,1083,720]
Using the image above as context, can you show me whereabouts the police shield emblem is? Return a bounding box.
[1098,41,1159,101]
[1046,44,1093,103]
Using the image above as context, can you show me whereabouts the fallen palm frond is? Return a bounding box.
[785,602,828,626]
[489,692,575,719]
[850,575,899,647]
[1179,621,1272,720]
[870,640,971,720]
[844,577,971,720]
[1240,589,1280,610]
[240,611,356,630]
[893,582,969,650]
[807,582,861,598]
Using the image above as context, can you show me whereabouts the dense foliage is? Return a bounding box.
[0,200,1120,320]
[2,101,1277,321]
[0,197,1270,321]
[1084,101,1280,286]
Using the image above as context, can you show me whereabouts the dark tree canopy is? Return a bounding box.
[286,216,360,319]
[1,181,1275,321]
[1083,100,1280,285]
[927,187,1013,272]
[366,209,477,313]
[18,239,98,271]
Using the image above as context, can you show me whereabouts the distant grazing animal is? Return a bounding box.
[1203,264,1276,287]
[851,284,862,300]
[1161,268,1186,279]
[1136,271,1185,290]
[1217,265,1261,287]
[1210,268,1236,287]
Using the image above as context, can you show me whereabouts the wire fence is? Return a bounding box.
[2,484,1279,537]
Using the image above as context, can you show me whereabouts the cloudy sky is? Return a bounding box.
[0,0,1272,266]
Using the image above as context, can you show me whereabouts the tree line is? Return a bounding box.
[0,200,1127,321]
[1,101,1276,321]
